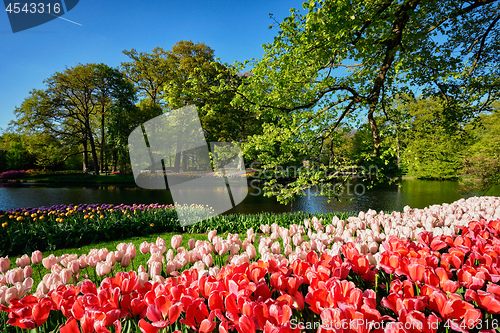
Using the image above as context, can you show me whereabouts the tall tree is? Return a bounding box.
[11,64,136,174]
[228,0,499,203]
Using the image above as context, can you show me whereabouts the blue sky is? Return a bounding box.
[0,0,306,131]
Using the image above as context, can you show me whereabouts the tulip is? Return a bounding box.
[42,254,57,270]
[271,242,281,254]
[106,251,117,265]
[68,260,80,274]
[16,254,30,268]
[121,254,132,268]
[246,244,257,260]
[166,249,174,261]
[138,271,149,284]
[78,254,89,269]
[51,263,62,275]
[149,262,162,278]
[116,242,128,252]
[4,286,19,304]
[114,250,124,262]
[23,266,33,278]
[208,230,217,242]
[87,254,100,268]
[171,235,182,249]
[61,268,72,284]
[126,243,137,259]
[96,262,112,277]
[31,250,43,265]
[188,238,195,250]
[98,248,109,261]
[0,256,10,273]
[6,267,23,285]
[139,241,150,254]
[193,261,205,272]
[203,254,213,267]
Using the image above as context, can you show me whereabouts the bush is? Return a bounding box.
[0,170,27,179]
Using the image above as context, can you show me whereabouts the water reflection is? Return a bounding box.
[0,179,498,214]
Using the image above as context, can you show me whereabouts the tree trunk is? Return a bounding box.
[100,111,105,173]
[367,106,380,156]
[86,121,100,175]
[174,139,182,172]
[82,139,88,172]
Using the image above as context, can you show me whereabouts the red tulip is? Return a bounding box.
[60,317,81,333]
[477,290,500,314]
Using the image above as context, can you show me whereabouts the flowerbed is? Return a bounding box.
[1,196,500,332]
[0,203,354,256]
[0,203,180,256]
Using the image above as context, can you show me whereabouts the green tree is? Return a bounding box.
[227,0,499,203]
[10,64,136,174]
[462,103,500,193]
[399,97,467,179]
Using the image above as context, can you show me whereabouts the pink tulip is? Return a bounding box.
[215,241,229,256]
[117,243,128,252]
[4,286,19,304]
[114,250,124,262]
[96,262,112,277]
[106,251,116,265]
[68,260,80,274]
[230,243,240,255]
[260,224,270,234]
[149,244,160,254]
[126,243,137,259]
[149,262,162,278]
[121,254,131,268]
[147,253,163,265]
[193,261,205,272]
[203,254,213,267]
[270,242,281,254]
[165,261,176,275]
[6,268,23,285]
[138,272,149,284]
[51,263,62,275]
[78,255,89,269]
[208,230,217,243]
[171,235,182,249]
[31,251,43,265]
[61,268,72,284]
[16,254,30,268]
[98,248,109,261]
[166,249,174,261]
[23,266,33,278]
[87,254,100,268]
[246,244,257,260]
[140,241,150,254]
[0,257,10,273]
[188,238,195,250]
[137,265,147,274]
[156,237,166,247]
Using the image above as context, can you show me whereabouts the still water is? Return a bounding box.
[0,179,498,214]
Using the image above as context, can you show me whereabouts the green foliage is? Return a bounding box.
[461,104,500,193]
[225,0,499,203]
[394,96,467,179]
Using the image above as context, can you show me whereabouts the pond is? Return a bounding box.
[0,179,498,214]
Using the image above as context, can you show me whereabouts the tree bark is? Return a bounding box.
[86,120,100,175]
